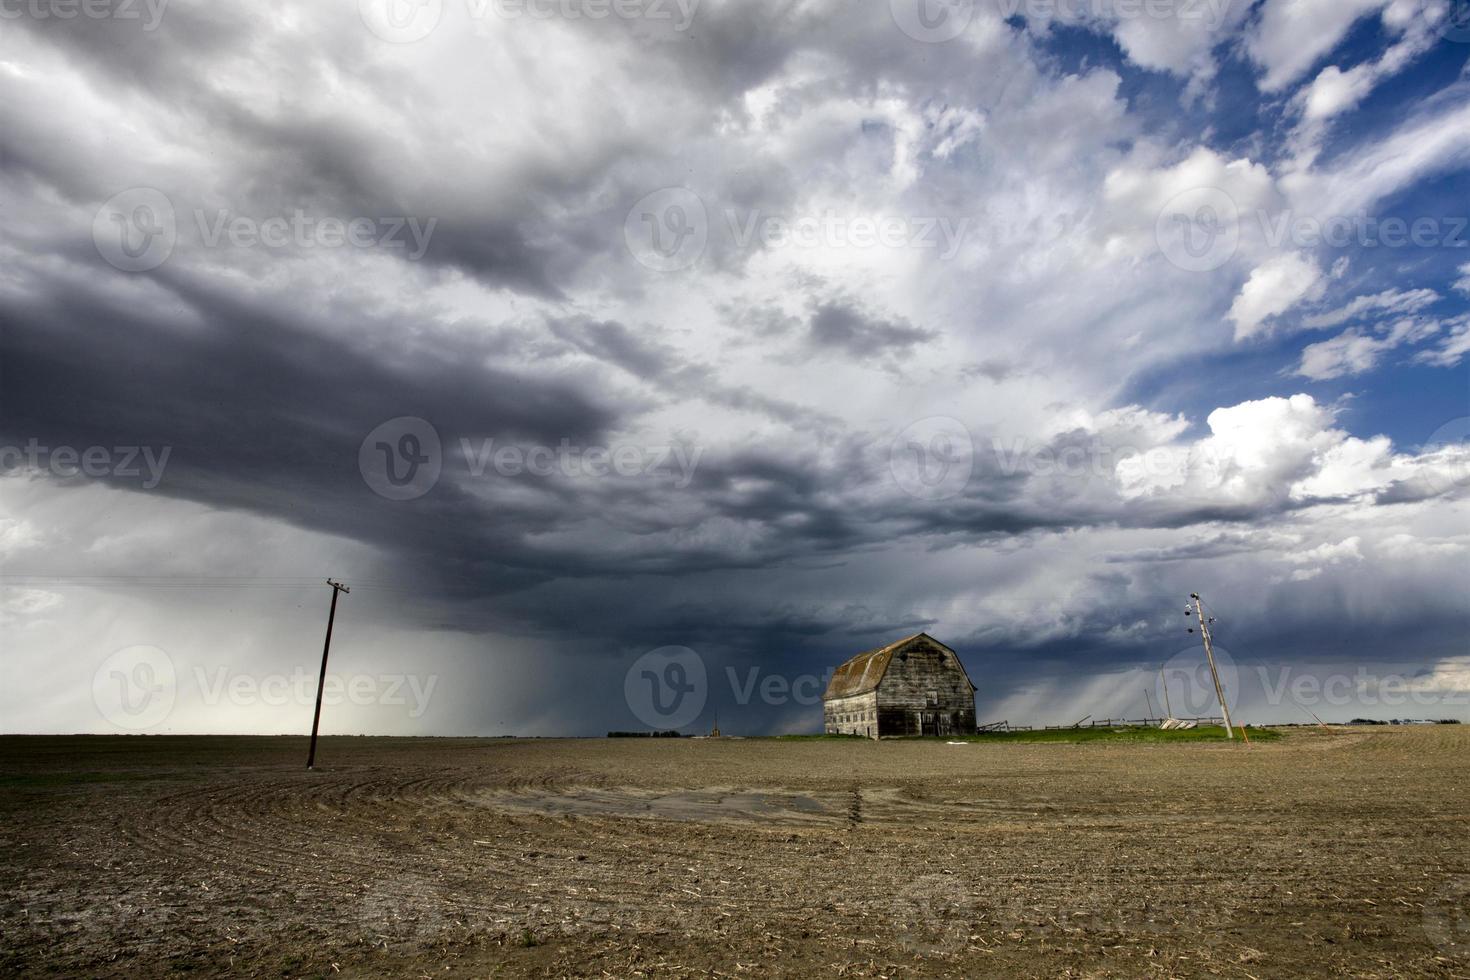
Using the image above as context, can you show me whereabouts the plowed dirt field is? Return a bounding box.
[2,728,1467,977]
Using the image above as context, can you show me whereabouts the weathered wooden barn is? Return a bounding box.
[822,633,976,738]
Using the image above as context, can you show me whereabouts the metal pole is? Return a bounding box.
[307,579,349,769]
[1192,593,1234,739]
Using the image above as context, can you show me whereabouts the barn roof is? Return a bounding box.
[822,632,965,700]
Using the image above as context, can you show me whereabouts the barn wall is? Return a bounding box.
[823,691,879,737]
[874,638,975,736]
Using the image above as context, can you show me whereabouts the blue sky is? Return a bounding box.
[1,0,1468,735]
[1047,7,1470,445]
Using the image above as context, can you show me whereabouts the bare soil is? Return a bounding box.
[2,728,1468,978]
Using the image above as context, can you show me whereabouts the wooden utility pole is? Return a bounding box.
[1158,668,1173,719]
[307,579,350,769]
[1144,688,1156,720]
[1191,593,1234,739]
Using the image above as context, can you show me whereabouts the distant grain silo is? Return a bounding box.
[822,633,976,738]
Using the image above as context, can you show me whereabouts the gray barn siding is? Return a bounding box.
[873,637,975,736]
[823,691,878,737]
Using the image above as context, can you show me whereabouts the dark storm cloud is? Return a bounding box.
[548,319,677,378]
[699,385,837,430]
[1374,472,1470,505]
[605,0,1038,114]
[0,0,1034,309]
[0,262,620,592]
[2,14,578,297]
[0,1,247,99]
[544,316,838,431]
[4,231,1406,604]
[960,360,1016,384]
[3,242,1453,693]
[807,301,937,358]
[1104,531,1297,563]
[0,268,926,610]
[719,302,801,340]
